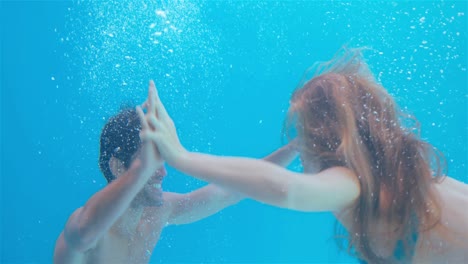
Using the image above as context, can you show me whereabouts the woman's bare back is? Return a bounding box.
[336,176,468,263]
[412,177,468,263]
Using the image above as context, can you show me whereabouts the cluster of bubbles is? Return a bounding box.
[61,1,226,166]
[319,2,465,101]
[62,1,467,119]
[64,0,222,117]
[187,1,466,105]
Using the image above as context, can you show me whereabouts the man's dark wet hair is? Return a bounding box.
[99,107,142,183]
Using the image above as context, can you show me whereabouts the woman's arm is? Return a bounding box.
[175,152,360,212]
[141,82,360,212]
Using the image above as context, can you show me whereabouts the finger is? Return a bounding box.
[152,84,171,122]
[140,81,154,112]
[148,80,157,116]
[139,131,160,143]
[136,106,149,130]
[148,114,164,132]
[141,100,149,111]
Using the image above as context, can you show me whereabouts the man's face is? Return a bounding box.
[141,166,167,206]
[122,146,168,207]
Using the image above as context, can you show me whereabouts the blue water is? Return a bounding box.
[1,1,466,263]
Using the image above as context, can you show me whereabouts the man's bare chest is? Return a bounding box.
[84,208,169,263]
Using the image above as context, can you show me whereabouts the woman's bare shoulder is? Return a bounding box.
[433,176,468,237]
[436,176,468,196]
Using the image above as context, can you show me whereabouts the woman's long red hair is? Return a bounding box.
[286,48,445,263]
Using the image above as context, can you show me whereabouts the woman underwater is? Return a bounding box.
[139,48,468,263]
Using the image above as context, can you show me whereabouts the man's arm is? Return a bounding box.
[260,141,298,167]
[166,143,298,225]
[54,160,157,263]
[164,185,242,226]
[60,161,154,252]
[54,84,162,260]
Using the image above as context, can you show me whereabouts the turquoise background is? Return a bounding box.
[1,1,466,263]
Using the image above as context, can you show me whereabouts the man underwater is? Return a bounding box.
[53,81,297,263]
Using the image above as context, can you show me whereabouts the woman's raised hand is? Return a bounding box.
[140,80,187,168]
